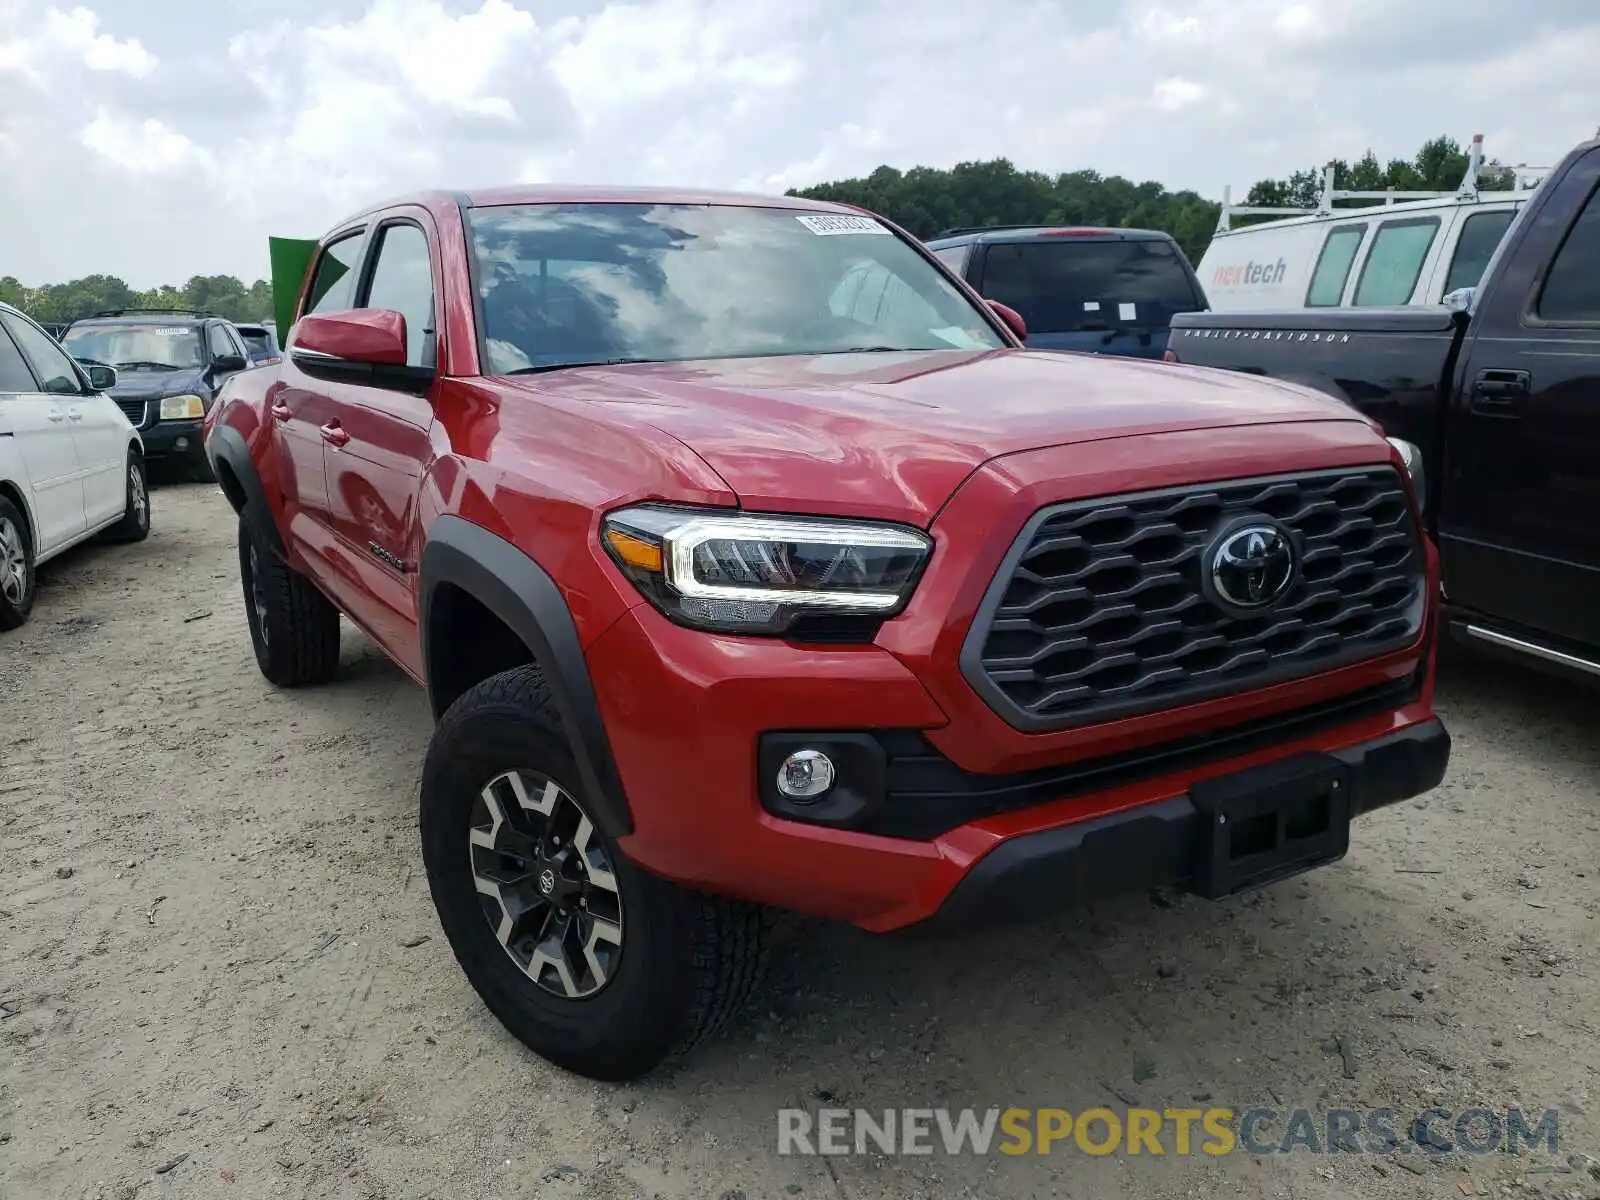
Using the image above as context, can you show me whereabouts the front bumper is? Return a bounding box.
[136,419,206,459]
[587,601,1445,933]
[929,718,1449,927]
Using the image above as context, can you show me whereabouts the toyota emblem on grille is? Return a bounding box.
[1207,522,1296,611]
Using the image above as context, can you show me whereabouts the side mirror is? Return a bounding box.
[80,362,118,391]
[213,353,249,373]
[288,309,432,393]
[985,299,1028,342]
[1443,287,1476,314]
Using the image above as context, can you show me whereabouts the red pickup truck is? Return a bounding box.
[205,187,1449,1081]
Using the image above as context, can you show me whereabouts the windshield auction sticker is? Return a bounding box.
[794,214,892,236]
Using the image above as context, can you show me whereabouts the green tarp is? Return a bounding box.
[267,236,320,347]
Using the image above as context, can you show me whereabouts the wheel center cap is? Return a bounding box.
[537,868,557,897]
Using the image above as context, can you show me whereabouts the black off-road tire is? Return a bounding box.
[0,497,37,631]
[104,453,151,543]
[420,665,768,1081]
[237,514,340,686]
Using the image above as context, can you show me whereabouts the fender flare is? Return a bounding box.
[419,516,632,838]
[206,424,285,554]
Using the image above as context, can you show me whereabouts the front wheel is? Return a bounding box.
[420,665,767,1080]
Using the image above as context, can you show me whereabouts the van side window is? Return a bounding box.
[1353,217,1440,306]
[1535,184,1600,324]
[1305,226,1365,307]
[1443,210,1518,295]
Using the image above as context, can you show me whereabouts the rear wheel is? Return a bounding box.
[421,665,768,1080]
[0,499,36,631]
[237,515,341,686]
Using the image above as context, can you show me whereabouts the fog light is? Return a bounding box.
[776,749,835,802]
[175,436,190,451]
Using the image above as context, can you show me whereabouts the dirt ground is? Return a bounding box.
[1,480,1596,1200]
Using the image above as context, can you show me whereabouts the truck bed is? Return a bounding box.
[1166,306,1466,486]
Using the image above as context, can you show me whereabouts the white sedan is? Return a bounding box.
[0,301,150,630]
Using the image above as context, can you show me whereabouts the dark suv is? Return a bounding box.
[61,310,253,481]
[924,226,1209,359]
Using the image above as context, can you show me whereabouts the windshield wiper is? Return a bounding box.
[836,345,923,354]
[505,357,658,375]
[114,360,181,371]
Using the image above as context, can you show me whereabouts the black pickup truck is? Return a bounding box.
[1167,136,1600,681]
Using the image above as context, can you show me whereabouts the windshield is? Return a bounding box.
[467,203,1006,373]
[978,239,1204,335]
[62,324,205,371]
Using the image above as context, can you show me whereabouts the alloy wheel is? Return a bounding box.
[0,517,26,606]
[469,769,624,999]
[129,465,147,528]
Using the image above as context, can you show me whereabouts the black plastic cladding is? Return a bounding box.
[960,467,1426,732]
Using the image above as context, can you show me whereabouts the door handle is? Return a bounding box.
[1470,368,1531,415]
[270,402,292,422]
[320,421,350,448]
[67,409,83,422]
[47,408,65,422]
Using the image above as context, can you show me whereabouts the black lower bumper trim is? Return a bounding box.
[138,420,206,457]
[927,718,1450,928]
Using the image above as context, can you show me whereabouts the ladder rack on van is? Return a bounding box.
[1214,134,1555,233]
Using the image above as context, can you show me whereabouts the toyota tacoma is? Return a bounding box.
[204,187,1450,1081]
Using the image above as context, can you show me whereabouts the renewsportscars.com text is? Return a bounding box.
[777,1106,1561,1158]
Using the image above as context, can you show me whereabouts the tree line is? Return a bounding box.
[4,135,1522,326]
[0,274,273,328]
[790,135,1520,262]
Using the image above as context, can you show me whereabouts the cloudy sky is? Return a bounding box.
[2,0,1597,288]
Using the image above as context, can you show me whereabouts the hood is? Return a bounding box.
[504,348,1368,525]
[109,367,207,400]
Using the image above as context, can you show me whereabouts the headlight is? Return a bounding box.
[1386,437,1426,512]
[601,505,933,635]
[160,394,206,420]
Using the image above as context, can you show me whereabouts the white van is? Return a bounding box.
[1197,135,1545,311]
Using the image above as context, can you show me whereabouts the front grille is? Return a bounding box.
[961,468,1425,731]
[115,399,149,428]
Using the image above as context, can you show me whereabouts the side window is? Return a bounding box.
[1305,225,1366,307]
[302,232,366,317]
[3,313,81,394]
[207,324,234,360]
[1536,185,1600,324]
[1443,210,1518,296]
[361,223,435,366]
[0,325,37,393]
[932,245,969,275]
[1353,217,1440,306]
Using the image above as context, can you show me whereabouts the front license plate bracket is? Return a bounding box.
[1188,753,1352,899]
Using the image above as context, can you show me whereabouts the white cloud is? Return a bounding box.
[0,4,156,82]
[1,0,1598,288]
[79,107,204,171]
[1151,77,1206,111]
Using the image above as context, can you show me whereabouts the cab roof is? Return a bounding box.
[330,186,871,234]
